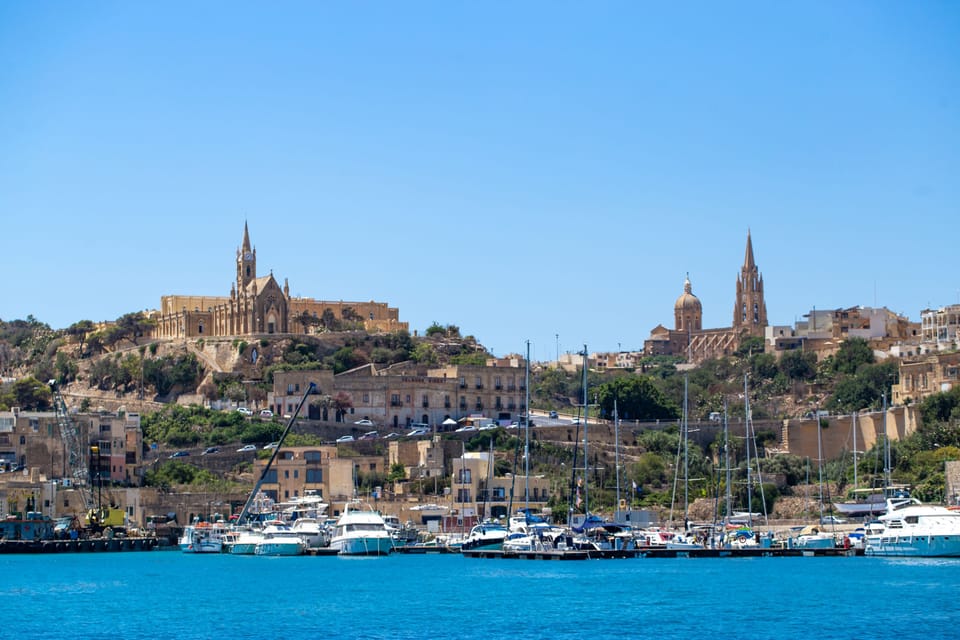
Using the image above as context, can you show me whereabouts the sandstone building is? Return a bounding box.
[150,223,407,339]
[644,231,767,363]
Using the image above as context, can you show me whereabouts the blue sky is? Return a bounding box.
[1,2,957,360]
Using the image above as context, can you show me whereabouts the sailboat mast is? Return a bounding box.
[817,406,825,524]
[744,374,752,527]
[524,340,530,511]
[582,344,589,514]
[614,396,621,517]
[683,375,689,528]
[882,392,891,490]
[852,410,858,491]
[724,399,731,526]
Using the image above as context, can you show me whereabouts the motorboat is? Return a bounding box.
[793,524,836,550]
[864,498,960,557]
[225,527,263,555]
[460,521,509,552]
[834,486,912,519]
[382,515,418,547]
[255,522,308,556]
[179,521,228,553]
[290,517,330,549]
[329,500,393,556]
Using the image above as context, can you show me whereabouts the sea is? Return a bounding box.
[2,552,958,639]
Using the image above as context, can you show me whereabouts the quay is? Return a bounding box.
[0,537,159,554]
[462,547,862,560]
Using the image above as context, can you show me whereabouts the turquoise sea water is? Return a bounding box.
[1,552,958,639]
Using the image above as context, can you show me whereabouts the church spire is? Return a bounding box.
[743,228,755,271]
[242,220,252,253]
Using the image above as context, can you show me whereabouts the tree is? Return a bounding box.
[10,376,52,411]
[596,376,680,421]
[386,462,406,482]
[831,337,875,376]
[115,312,156,346]
[332,392,353,422]
[778,349,817,381]
[296,311,320,334]
[66,320,95,357]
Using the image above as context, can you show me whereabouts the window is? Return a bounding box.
[294,470,299,479]
[287,384,295,394]
[456,488,472,503]
[306,469,323,482]
[284,470,289,479]
[363,393,370,403]
[295,383,300,392]
[458,469,472,483]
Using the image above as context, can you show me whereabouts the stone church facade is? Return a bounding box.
[151,223,407,339]
[644,231,768,363]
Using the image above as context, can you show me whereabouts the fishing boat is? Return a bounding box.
[864,498,960,557]
[329,500,393,556]
[255,521,308,556]
[178,521,227,553]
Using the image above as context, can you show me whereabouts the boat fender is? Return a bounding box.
[737,534,747,543]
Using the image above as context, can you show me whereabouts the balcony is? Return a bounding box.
[475,384,484,390]
[459,402,467,410]
[422,401,430,408]
[507,385,516,391]
[444,401,451,409]
[390,401,403,407]
[474,403,483,411]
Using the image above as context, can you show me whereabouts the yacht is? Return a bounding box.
[225,526,263,555]
[179,521,228,554]
[290,517,330,549]
[864,498,960,557]
[460,521,509,552]
[329,500,393,556]
[254,522,308,556]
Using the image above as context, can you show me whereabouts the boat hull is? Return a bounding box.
[331,536,393,556]
[865,535,960,557]
[255,541,305,556]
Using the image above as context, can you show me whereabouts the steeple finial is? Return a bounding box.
[744,229,755,270]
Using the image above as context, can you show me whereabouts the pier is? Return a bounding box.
[0,537,159,554]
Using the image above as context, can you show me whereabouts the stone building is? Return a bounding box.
[891,352,960,405]
[644,231,767,363]
[267,357,529,430]
[150,222,407,339]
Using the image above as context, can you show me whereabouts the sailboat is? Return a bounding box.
[665,375,704,550]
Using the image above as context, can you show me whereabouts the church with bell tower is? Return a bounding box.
[151,222,406,340]
[644,231,769,363]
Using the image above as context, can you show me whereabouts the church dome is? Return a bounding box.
[674,275,702,333]
[674,276,702,312]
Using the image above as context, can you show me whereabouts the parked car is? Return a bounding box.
[479,423,498,431]
[237,444,257,452]
[384,432,401,439]
[237,407,253,416]
[168,451,190,459]
[455,425,478,433]
[549,411,558,419]
[263,442,279,450]
[354,419,374,426]
[406,428,429,437]
[201,446,220,455]
[259,409,274,418]
[359,431,378,440]
[336,435,355,443]
[820,515,847,525]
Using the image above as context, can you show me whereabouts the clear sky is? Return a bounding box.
[1,2,957,360]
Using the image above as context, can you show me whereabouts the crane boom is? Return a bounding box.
[236,382,316,525]
[50,382,92,509]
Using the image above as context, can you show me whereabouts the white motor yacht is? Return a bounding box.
[254,522,307,556]
[329,500,393,556]
[865,498,960,557]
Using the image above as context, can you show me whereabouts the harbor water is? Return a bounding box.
[2,552,958,639]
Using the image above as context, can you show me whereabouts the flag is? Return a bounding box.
[577,476,583,488]
[575,487,582,508]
